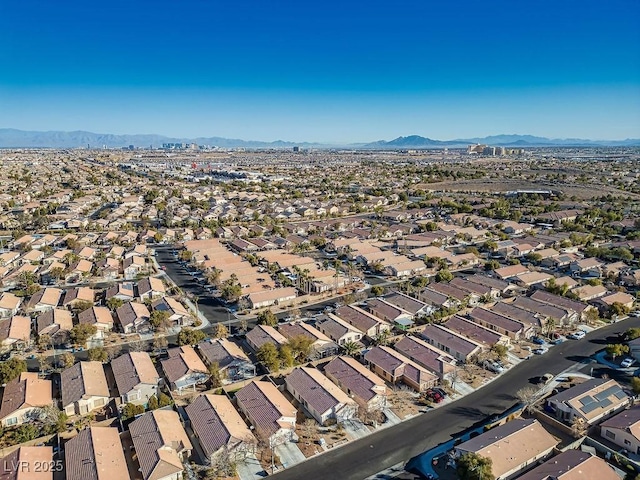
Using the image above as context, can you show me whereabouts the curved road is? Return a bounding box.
[273,317,640,480]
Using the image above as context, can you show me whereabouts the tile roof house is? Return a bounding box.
[161,346,209,392]
[324,356,388,411]
[546,378,630,425]
[61,287,95,308]
[420,324,484,362]
[61,361,110,416]
[333,305,392,339]
[0,372,52,427]
[137,277,166,301]
[246,287,298,310]
[185,394,256,464]
[105,282,135,302]
[246,325,287,352]
[196,338,256,383]
[443,315,509,348]
[151,297,191,325]
[316,314,363,347]
[455,418,558,480]
[129,409,192,480]
[112,351,160,406]
[364,345,438,392]
[468,307,527,340]
[277,321,338,359]
[394,335,457,379]
[0,446,53,480]
[115,301,150,334]
[64,426,129,480]
[78,306,114,331]
[598,291,635,312]
[36,308,73,336]
[0,315,32,349]
[0,292,22,318]
[122,255,145,280]
[600,406,640,456]
[27,287,62,312]
[517,449,619,480]
[235,380,297,446]
[285,366,358,425]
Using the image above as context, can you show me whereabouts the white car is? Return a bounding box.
[533,347,548,355]
[621,358,635,368]
[568,330,586,340]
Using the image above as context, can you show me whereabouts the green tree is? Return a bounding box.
[122,403,145,419]
[341,340,361,357]
[627,328,640,340]
[106,297,124,311]
[491,344,508,361]
[371,285,384,296]
[435,269,453,283]
[0,357,27,384]
[287,335,315,362]
[148,395,159,410]
[484,260,500,271]
[457,452,494,480]
[212,322,229,339]
[59,352,76,369]
[177,327,206,346]
[71,299,94,313]
[606,343,629,361]
[279,345,295,368]
[208,362,226,388]
[87,347,108,362]
[609,302,630,318]
[149,310,172,331]
[256,343,281,372]
[257,309,278,327]
[15,424,39,443]
[70,324,97,346]
[158,392,173,407]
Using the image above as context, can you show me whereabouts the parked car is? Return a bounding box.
[550,336,565,345]
[630,311,640,318]
[568,330,586,340]
[532,337,547,345]
[533,347,548,355]
[483,360,505,374]
[424,389,444,403]
[539,373,554,385]
[621,358,635,368]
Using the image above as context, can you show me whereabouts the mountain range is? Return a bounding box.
[0,128,638,149]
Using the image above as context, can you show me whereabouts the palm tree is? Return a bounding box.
[544,317,556,338]
[341,341,361,357]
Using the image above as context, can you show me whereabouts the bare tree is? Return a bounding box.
[516,386,539,413]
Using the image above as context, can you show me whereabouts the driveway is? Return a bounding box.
[274,442,305,468]
[237,454,266,480]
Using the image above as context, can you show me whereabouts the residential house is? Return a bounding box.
[394,335,457,379]
[366,298,414,330]
[570,257,602,277]
[278,321,338,358]
[316,314,363,347]
[455,418,558,480]
[61,286,95,309]
[324,356,388,412]
[104,282,135,302]
[246,325,288,352]
[235,380,297,446]
[36,308,73,336]
[333,305,392,339]
[123,255,145,280]
[600,406,640,456]
[151,297,191,325]
[517,449,619,480]
[364,345,438,392]
[246,287,297,309]
[468,307,527,340]
[78,306,114,332]
[112,351,160,406]
[512,296,577,325]
[285,366,358,425]
[420,324,483,362]
[0,315,31,349]
[0,293,21,318]
[61,361,110,416]
[129,409,193,480]
[64,426,129,480]
[0,446,53,480]
[383,291,432,317]
[185,394,256,464]
[197,338,256,383]
[0,372,52,427]
[137,277,166,301]
[598,292,635,313]
[161,346,209,392]
[115,301,150,334]
[546,378,630,425]
[27,287,62,312]
[443,315,509,349]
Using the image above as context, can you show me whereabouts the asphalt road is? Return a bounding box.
[273,317,640,480]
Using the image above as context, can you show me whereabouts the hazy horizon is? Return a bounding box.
[1,0,639,143]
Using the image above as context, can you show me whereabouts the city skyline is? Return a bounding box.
[1,0,639,142]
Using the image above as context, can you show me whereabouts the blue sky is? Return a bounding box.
[1,0,639,143]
